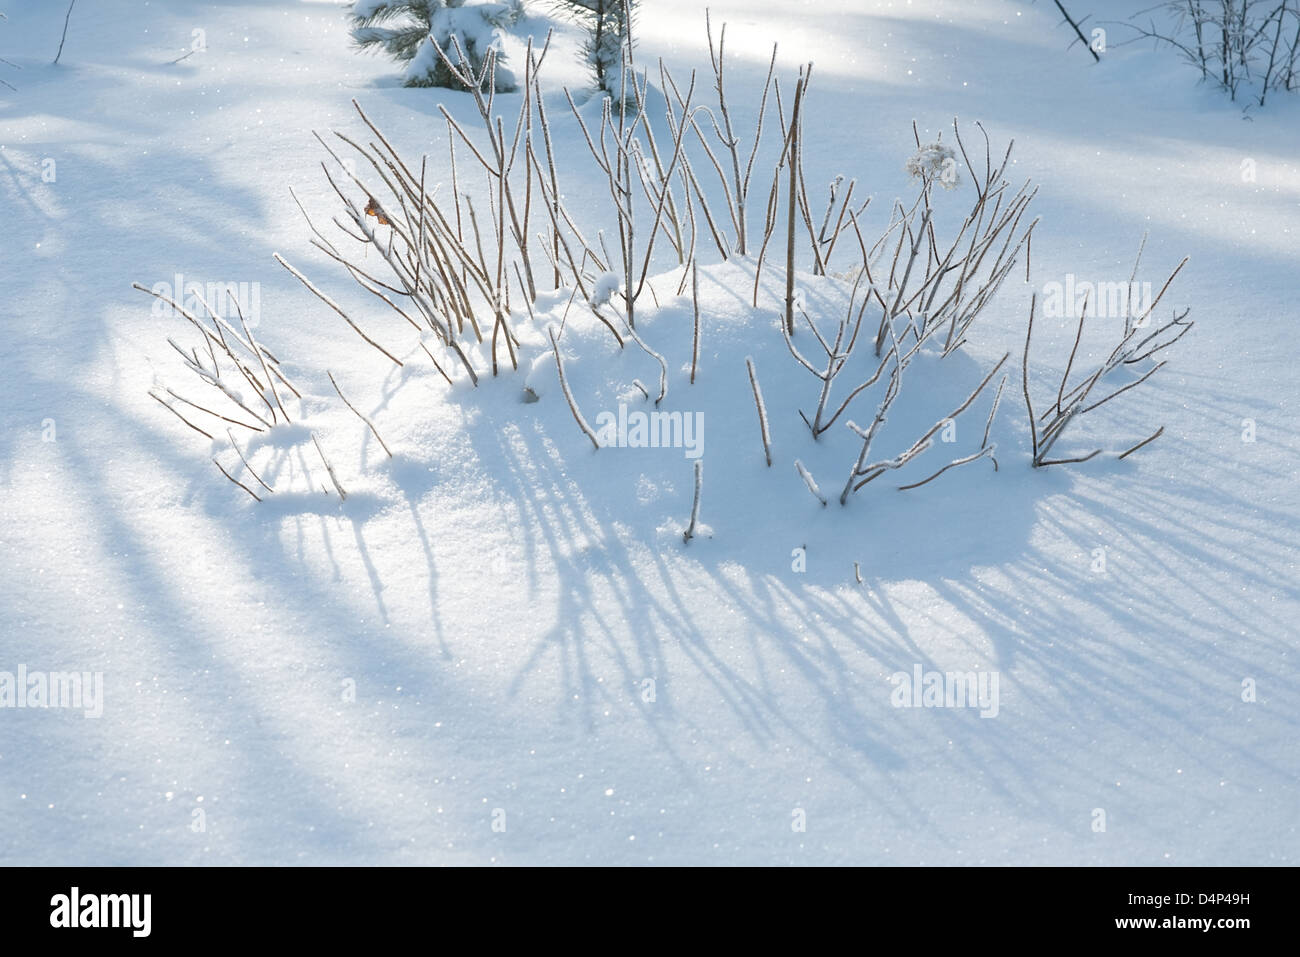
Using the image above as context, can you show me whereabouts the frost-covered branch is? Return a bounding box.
[682,458,703,542]
[745,356,773,467]
[1023,242,1192,467]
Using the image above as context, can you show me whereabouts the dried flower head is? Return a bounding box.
[905,143,960,189]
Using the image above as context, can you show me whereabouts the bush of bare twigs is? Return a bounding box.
[137,17,1192,528]
[1120,1,1300,105]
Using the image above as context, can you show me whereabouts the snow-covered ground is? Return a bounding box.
[1,0,1297,865]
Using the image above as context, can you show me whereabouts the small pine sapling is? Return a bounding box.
[349,0,520,92]
[553,0,636,99]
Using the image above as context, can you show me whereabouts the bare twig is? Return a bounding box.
[690,260,701,384]
[1053,0,1101,62]
[213,457,263,502]
[745,356,773,466]
[227,428,273,492]
[53,0,77,66]
[328,370,392,458]
[311,432,348,500]
[795,459,827,505]
[683,458,704,543]
[550,326,600,450]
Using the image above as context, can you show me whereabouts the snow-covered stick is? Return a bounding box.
[328,370,392,459]
[1022,295,1040,463]
[463,195,493,291]
[1055,293,1090,416]
[816,176,866,271]
[690,261,701,384]
[213,457,262,502]
[981,373,1009,450]
[311,432,347,501]
[1259,2,1295,106]
[231,293,289,424]
[745,356,773,467]
[447,119,466,287]
[226,428,273,493]
[674,173,699,297]
[897,445,998,491]
[257,341,302,400]
[293,171,428,319]
[273,254,403,367]
[679,155,730,261]
[794,459,827,506]
[513,261,536,323]
[764,64,822,287]
[149,391,214,440]
[935,126,1039,354]
[839,362,900,505]
[784,72,805,336]
[682,458,704,543]
[853,353,1009,492]
[510,36,541,302]
[704,13,778,256]
[1119,425,1164,459]
[751,145,784,307]
[792,90,828,278]
[413,153,427,290]
[815,178,842,252]
[742,41,779,234]
[530,52,562,289]
[941,206,1039,357]
[549,326,601,451]
[483,35,548,306]
[616,309,667,403]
